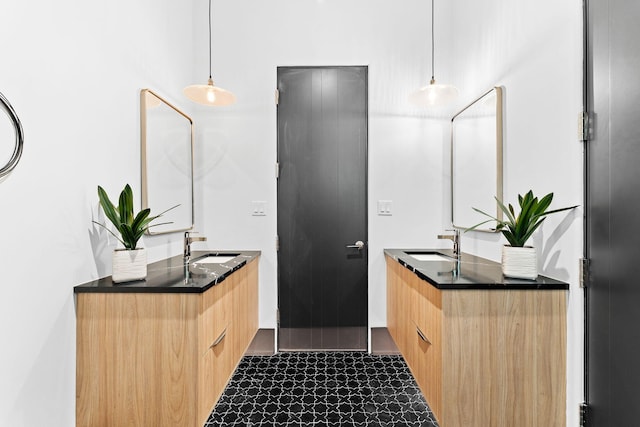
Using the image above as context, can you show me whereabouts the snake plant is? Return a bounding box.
[93,184,176,250]
[465,190,578,247]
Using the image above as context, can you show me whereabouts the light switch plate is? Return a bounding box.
[377,200,392,216]
[251,201,267,216]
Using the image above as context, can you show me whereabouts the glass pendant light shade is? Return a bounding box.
[409,79,459,107]
[410,0,457,108]
[183,0,235,106]
[183,78,236,106]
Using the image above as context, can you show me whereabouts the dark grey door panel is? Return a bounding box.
[586,0,640,425]
[277,66,368,351]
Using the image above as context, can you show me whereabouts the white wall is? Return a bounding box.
[448,0,584,425]
[0,1,194,425]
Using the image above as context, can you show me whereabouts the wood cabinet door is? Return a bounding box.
[77,293,200,427]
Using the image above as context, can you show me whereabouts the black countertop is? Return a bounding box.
[74,250,261,293]
[384,249,569,290]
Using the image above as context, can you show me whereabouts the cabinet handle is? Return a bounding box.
[416,326,431,345]
[210,326,228,349]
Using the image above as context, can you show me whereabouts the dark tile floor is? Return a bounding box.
[205,352,439,427]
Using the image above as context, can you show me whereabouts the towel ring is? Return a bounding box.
[0,91,24,178]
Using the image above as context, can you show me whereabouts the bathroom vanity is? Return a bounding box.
[74,251,260,427]
[385,249,568,427]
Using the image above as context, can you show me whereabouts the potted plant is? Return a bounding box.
[93,184,175,283]
[466,190,577,280]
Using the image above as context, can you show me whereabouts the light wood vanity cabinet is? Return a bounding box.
[76,257,259,427]
[386,256,566,427]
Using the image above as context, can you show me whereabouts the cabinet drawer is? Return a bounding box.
[201,279,231,355]
[200,323,233,425]
[412,278,441,350]
[411,279,443,420]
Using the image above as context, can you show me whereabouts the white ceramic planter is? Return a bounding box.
[112,248,147,283]
[501,245,538,280]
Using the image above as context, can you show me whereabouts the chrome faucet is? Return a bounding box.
[184,231,207,262]
[437,229,460,259]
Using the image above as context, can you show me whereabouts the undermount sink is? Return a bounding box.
[192,254,240,264]
[404,252,455,262]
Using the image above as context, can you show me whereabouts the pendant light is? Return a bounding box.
[408,0,458,107]
[183,0,236,106]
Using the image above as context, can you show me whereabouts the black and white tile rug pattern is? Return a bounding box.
[205,352,439,427]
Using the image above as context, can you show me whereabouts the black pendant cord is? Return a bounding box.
[208,0,212,80]
[431,0,435,82]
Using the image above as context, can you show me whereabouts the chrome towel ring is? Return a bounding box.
[0,91,24,178]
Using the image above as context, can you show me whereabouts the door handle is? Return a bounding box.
[346,240,365,250]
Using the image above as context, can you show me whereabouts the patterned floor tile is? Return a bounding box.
[204,352,439,427]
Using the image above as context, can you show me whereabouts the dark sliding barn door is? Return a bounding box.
[277,66,368,351]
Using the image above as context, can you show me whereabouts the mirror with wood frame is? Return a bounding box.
[451,86,503,231]
[140,89,194,235]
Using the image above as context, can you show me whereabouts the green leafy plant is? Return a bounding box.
[93,184,177,250]
[466,190,578,247]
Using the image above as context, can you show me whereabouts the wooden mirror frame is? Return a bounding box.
[451,86,504,231]
[140,89,194,235]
